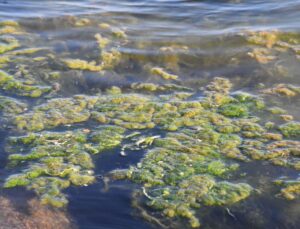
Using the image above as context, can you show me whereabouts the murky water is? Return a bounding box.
[0,1,300,229]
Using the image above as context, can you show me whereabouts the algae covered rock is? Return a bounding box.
[0,196,74,229]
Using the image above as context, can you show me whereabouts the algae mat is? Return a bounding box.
[0,15,300,229]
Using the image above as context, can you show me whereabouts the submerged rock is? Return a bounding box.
[0,195,74,229]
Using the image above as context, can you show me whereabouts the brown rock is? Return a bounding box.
[0,195,74,229]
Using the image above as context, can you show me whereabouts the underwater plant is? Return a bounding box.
[4,71,300,227]
[274,176,300,200]
[150,67,179,80]
[243,30,300,78]
[4,126,125,207]
[0,70,51,97]
[0,95,27,115]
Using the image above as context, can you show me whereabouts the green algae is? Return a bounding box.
[63,29,122,72]
[111,28,127,39]
[0,36,20,54]
[7,47,46,56]
[131,82,193,93]
[274,177,300,200]
[244,30,300,78]
[4,126,125,207]
[63,59,104,71]
[4,75,300,227]
[150,67,179,80]
[0,70,51,97]
[13,95,97,131]
[100,48,122,70]
[62,48,121,72]
[262,84,300,97]
[0,96,27,115]
[109,126,252,227]
[218,103,249,118]
[0,21,19,27]
[202,182,252,206]
[103,78,300,227]
[279,122,300,137]
[90,125,125,153]
[95,33,110,49]
[74,18,91,27]
[0,15,299,229]
[267,106,287,115]
[0,20,22,35]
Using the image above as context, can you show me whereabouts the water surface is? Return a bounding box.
[0,1,300,229]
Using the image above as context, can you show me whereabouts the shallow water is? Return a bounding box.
[0,0,300,229]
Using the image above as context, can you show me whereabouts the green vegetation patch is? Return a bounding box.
[0,69,51,98]
[5,77,300,227]
[4,126,125,207]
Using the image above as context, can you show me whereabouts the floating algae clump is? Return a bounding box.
[90,125,125,153]
[218,103,249,118]
[4,126,125,207]
[100,48,122,70]
[279,122,300,137]
[0,36,20,54]
[131,82,193,93]
[62,59,103,71]
[74,18,91,27]
[63,30,122,72]
[95,33,110,49]
[0,96,27,115]
[63,47,121,72]
[110,128,252,227]
[0,20,25,35]
[243,30,300,77]
[0,70,51,97]
[13,95,97,131]
[262,84,300,97]
[274,177,300,200]
[111,28,127,39]
[150,67,178,80]
[244,30,300,57]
